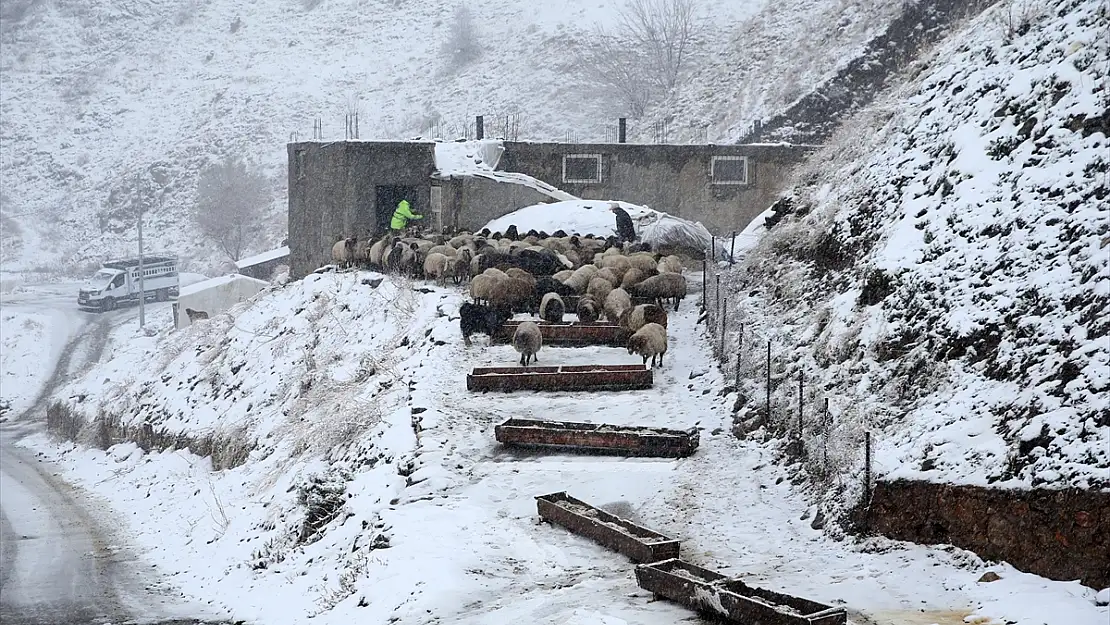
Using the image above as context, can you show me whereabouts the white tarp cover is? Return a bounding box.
[235,245,290,270]
[483,200,729,260]
[175,274,269,329]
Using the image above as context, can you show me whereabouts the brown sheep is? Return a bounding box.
[576,295,601,323]
[627,322,667,367]
[627,272,687,311]
[618,304,668,333]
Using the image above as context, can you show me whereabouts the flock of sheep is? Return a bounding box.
[330,225,688,368]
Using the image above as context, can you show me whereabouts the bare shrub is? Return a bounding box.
[990,0,1043,42]
[577,0,703,116]
[296,470,349,544]
[575,29,657,117]
[441,4,481,68]
[46,401,255,470]
[194,156,271,262]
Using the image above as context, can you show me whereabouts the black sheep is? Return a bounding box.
[504,224,519,241]
[533,276,575,298]
[459,302,512,347]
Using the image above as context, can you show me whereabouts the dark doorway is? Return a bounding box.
[375,185,418,235]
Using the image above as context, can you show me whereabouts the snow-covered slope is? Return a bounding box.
[0,0,917,274]
[724,0,1108,495]
[23,269,1106,624]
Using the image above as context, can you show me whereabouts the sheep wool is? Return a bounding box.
[540,292,565,324]
[627,322,667,367]
[512,321,542,366]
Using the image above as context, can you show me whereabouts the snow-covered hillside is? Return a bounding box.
[723,0,1108,496]
[0,0,912,274]
[21,269,1105,624]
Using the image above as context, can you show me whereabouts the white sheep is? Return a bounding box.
[540,292,565,324]
[627,322,667,367]
[586,277,615,303]
[657,255,684,274]
[603,287,633,322]
[512,321,542,366]
[423,252,450,286]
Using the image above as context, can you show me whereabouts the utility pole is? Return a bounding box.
[137,179,145,329]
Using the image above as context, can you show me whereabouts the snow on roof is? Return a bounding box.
[235,246,290,269]
[482,200,659,237]
[433,140,505,177]
[178,273,269,297]
[433,140,577,203]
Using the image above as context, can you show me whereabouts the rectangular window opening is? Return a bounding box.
[562,154,603,184]
[710,155,749,185]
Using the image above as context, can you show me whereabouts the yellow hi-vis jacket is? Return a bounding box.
[390,200,423,230]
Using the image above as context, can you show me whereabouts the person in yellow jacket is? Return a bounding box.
[390,199,423,233]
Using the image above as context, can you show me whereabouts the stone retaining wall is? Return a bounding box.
[867,480,1110,589]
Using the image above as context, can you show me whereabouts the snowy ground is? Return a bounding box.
[17,270,1107,625]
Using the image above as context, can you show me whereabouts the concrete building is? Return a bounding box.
[287,140,812,277]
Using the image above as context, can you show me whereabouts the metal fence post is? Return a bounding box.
[720,296,726,361]
[865,430,872,500]
[798,371,804,438]
[730,231,737,266]
[765,341,771,420]
[701,259,707,309]
[735,324,743,390]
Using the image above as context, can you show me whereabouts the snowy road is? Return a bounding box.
[0,284,232,625]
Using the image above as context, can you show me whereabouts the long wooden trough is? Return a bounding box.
[492,320,630,347]
[467,364,652,392]
[495,418,699,457]
[635,559,848,625]
[536,492,681,563]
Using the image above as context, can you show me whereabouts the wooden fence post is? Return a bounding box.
[701,259,707,310]
[730,231,737,266]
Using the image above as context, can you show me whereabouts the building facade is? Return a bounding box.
[287,140,812,277]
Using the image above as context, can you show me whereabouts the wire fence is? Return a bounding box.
[699,249,876,508]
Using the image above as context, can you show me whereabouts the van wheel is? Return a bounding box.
[101,297,116,312]
[156,289,168,302]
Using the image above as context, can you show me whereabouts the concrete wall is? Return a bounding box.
[494,142,809,234]
[440,177,554,232]
[287,142,435,277]
[868,480,1110,589]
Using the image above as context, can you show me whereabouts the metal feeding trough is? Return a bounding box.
[635,559,848,625]
[495,418,699,457]
[492,320,631,347]
[466,364,652,393]
[535,492,681,563]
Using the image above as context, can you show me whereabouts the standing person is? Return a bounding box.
[609,202,636,243]
[391,197,423,235]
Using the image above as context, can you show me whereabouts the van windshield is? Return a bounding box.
[93,270,118,287]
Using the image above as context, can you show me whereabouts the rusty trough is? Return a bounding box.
[635,559,847,625]
[536,492,681,563]
[467,364,652,392]
[562,294,655,311]
[495,418,699,457]
[493,320,630,347]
